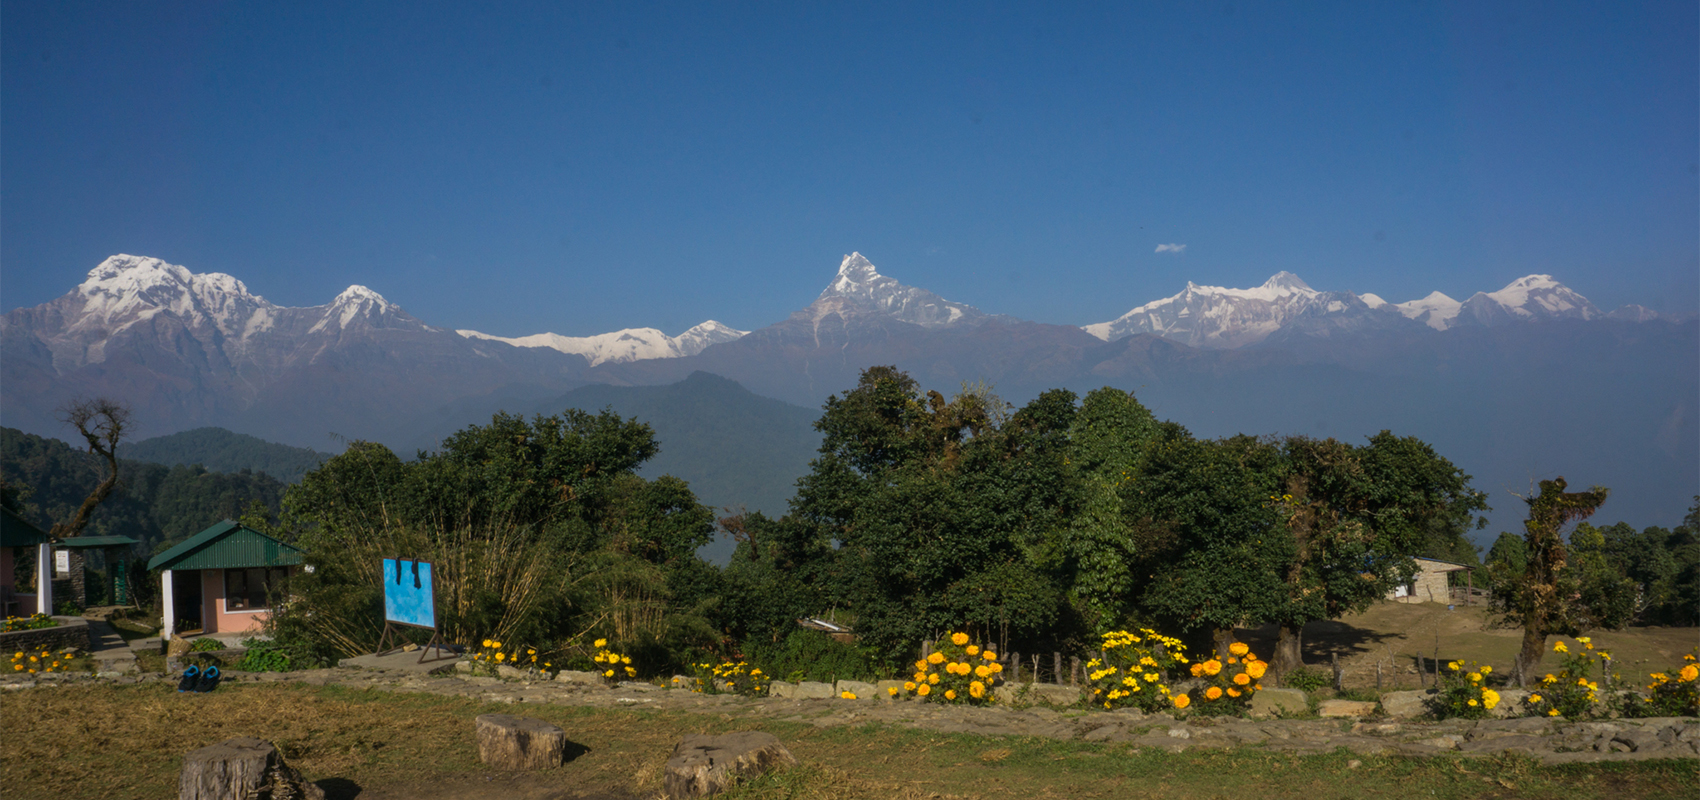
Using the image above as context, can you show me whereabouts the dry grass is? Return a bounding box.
[1239,601,1700,688]
[2,681,1697,800]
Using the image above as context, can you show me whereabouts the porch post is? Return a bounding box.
[161,569,176,640]
[35,542,53,615]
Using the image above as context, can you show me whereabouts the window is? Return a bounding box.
[224,567,291,610]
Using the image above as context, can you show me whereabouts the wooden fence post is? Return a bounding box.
[1053,653,1063,685]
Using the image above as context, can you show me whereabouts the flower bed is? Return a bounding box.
[0,616,89,656]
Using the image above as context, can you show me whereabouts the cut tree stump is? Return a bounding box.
[664,731,796,798]
[179,737,324,800]
[474,714,568,770]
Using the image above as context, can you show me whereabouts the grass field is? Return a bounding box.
[1240,602,1700,689]
[2,681,1696,800]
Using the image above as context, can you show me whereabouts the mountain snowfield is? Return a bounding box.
[1083,270,1613,348]
[456,321,747,366]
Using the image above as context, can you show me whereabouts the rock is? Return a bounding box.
[1486,689,1527,718]
[1318,699,1377,718]
[495,665,527,680]
[765,681,800,699]
[1249,688,1308,718]
[1379,690,1432,719]
[1611,728,1667,753]
[454,660,474,674]
[1025,683,1082,707]
[664,731,796,798]
[794,681,835,699]
[670,675,697,690]
[834,680,877,700]
[473,714,568,770]
[178,736,325,800]
[554,670,601,685]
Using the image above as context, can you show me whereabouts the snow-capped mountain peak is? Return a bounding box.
[309,284,409,333]
[1393,291,1462,331]
[813,252,984,328]
[456,320,748,366]
[73,254,269,337]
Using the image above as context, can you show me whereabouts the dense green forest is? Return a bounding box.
[1485,512,1700,628]
[127,427,334,483]
[0,426,289,552]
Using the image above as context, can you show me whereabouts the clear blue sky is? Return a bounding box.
[4,1,1695,337]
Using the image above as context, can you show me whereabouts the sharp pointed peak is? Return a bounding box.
[1261,271,1314,293]
[332,285,390,305]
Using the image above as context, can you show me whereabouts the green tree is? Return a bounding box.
[1491,477,1611,684]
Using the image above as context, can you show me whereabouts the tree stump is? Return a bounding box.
[474,714,568,770]
[664,731,796,798]
[179,737,324,800]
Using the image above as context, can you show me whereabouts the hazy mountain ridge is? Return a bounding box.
[127,427,335,483]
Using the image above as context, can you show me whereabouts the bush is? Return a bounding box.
[234,638,293,672]
[591,639,636,685]
[899,630,1002,704]
[1,613,57,633]
[1428,659,1501,719]
[745,628,873,683]
[190,637,225,652]
[692,660,771,697]
[1623,650,1699,717]
[1086,628,1188,712]
[1523,636,1613,720]
[1281,666,1330,692]
[1178,642,1269,716]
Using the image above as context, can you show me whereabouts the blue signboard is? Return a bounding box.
[382,558,436,629]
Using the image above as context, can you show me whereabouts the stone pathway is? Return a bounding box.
[82,619,137,675]
[4,665,1695,764]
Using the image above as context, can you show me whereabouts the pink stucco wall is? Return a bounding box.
[198,568,271,635]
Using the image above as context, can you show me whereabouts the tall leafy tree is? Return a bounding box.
[1490,477,1611,683]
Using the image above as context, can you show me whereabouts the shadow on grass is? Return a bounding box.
[1239,620,1402,662]
[317,777,362,799]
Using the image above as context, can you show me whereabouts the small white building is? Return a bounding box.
[1388,557,1475,604]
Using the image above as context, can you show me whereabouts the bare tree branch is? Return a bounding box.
[52,397,132,539]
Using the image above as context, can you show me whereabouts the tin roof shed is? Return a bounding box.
[146,519,305,571]
[1,507,50,548]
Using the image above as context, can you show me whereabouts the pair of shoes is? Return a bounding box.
[176,665,222,693]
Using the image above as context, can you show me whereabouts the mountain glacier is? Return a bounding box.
[1086,271,1612,348]
[456,320,747,366]
[812,252,987,327]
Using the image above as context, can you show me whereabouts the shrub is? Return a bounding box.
[692,660,770,697]
[1281,666,1330,692]
[1178,642,1268,716]
[744,628,873,683]
[1522,637,1613,720]
[10,647,76,674]
[591,639,636,685]
[1,613,57,633]
[1428,659,1501,719]
[1624,650,1699,717]
[468,638,552,678]
[234,638,293,672]
[1085,628,1188,712]
[900,631,1002,704]
[190,638,225,652]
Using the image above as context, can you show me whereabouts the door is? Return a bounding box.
[172,569,203,634]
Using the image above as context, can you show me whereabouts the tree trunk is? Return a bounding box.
[475,714,568,770]
[1212,627,1239,662]
[1517,626,1546,688]
[179,737,323,800]
[1272,623,1305,675]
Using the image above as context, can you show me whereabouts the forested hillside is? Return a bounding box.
[0,427,288,552]
[127,427,333,483]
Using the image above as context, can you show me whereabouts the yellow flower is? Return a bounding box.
[965,645,980,656]
[914,672,927,683]
[990,663,1002,673]
[11,652,19,659]
[1553,641,1568,654]
[1190,663,1204,677]
[1448,661,1460,671]
[982,651,997,661]
[1529,694,1543,704]
[482,639,492,648]
[928,673,939,685]
[1205,686,1223,700]
[904,681,917,691]
[527,649,536,655]
[1548,708,1560,717]
[927,651,946,665]
[1246,661,1267,679]
[1228,642,1249,657]
[969,681,985,699]
[1202,660,1222,676]
[1233,673,1250,686]
[975,665,991,679]
[1468,699,1478,707]
[1226,688,1241,698]
[621,655,632,664]
[888,686,899,696]
[1173,694,1191,709]
[1480,665,1492,674]
[944,689,957,700]
[604,669,615,678]
[1482,689,1500,710]
[841,690,857,699]
[951,632,969,646]
[917,684,931,696]
[594,638,607,648]
[1680,664,1699,682]
[1576,636,1591,644]
[915,659,929,672]
[492,641,502,649]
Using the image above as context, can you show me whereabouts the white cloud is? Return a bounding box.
[1155,243,1187,254]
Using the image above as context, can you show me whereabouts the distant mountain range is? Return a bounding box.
[127,427,334,483]
[3,252,1693,540]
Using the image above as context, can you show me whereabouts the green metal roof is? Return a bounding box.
[1,507,50,548]
[57,535,141,549]
[146,519,305,571]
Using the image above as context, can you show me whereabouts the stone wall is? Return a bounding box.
[0,616,91,653]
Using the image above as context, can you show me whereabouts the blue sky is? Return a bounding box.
[4,1,1695,337]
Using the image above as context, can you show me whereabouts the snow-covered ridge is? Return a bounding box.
[814,252,984,328]
[1087,272,1610,348]
[457,320,747,366]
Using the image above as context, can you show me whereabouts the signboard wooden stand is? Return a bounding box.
[375,557,453,664]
